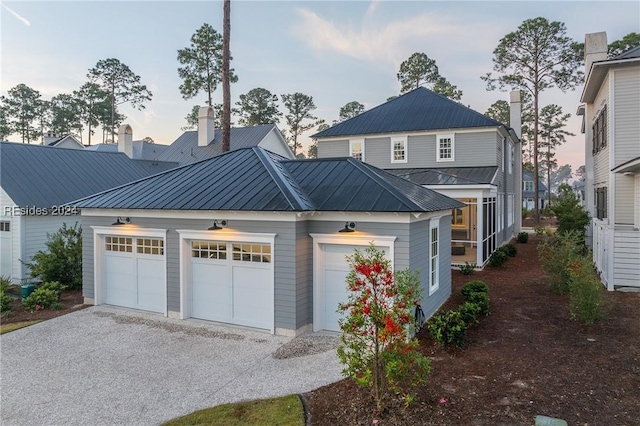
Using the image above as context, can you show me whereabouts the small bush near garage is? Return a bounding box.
[517,232,529,243]
[39,281,67,295]
[428,310,467,347]
[428,280,490,347]
[488,250,508,267]
[21,287,62,312]
[24,223,82,290]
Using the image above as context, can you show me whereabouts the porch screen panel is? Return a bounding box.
[482,197,497,263]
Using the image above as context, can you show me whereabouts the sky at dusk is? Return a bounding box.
[2,0,639,174]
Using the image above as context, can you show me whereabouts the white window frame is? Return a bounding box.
[524,181,534,192]
[390,136,408,163]
[436,134,455,162]
[429,219,440,295]
[349,138,365,161]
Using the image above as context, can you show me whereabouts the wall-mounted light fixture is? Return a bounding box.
[339,221,356,233]
[112,217,131,226]
[207,219,227,231]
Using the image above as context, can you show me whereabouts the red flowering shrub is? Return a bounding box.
[337,245,431,413]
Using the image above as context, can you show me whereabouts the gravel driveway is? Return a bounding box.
[0,306,342,426]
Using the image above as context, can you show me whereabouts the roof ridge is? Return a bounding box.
[253,147,315,211]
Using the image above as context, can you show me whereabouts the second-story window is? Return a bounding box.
[391,137,407,163]
[350,139,364,161]
[436,134,454,162]
[523,181,533,192]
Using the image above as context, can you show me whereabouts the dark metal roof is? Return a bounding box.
[313,87,502,138]
[75,147,463,213]
[612,45,640,60]
[156,125,278,165]
[85,140,169,160]
[385,167,498,186]
[284,159,465,212]
[0,142,173,208]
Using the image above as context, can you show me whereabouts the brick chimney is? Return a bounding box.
[510,90,523,234]
[118,124,133,158]
[509,90,522,139]
[198,106,215,147]
[584,32,608,81]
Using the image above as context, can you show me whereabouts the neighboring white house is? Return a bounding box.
[314,88,523,268]
[579,32,640,290]
[44,134,84,150]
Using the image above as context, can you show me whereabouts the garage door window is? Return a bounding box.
[232,243,271,263]
[137,238,164,255]
[192,241,226,259]
[106,236,132,252]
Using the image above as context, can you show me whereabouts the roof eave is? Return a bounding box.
[582,57,640,103]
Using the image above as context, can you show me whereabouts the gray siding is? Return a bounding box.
[615,174,636,225]
[317,130,500,169]
[613,68,640,166]
[317,139,349,158]
[81,215,299,329]
[295,222,312,328]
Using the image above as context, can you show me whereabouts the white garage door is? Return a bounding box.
[317,243,390,332]
[104,236,165,314]
[190,240,272,330]
[0,221,11,277]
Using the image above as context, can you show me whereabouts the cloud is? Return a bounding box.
[1,3,31,26]
[292,5,496,69]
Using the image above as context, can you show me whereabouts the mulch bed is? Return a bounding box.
[1,289,88,324]
[305,235,640,425]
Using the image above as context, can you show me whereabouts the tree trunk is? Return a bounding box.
[533,89,540,223]
[221,0,231,153]
[110,89,115,143]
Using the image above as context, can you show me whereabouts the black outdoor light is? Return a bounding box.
[112,217,131,226]
[339,221,356,233]
[207,220,227,231]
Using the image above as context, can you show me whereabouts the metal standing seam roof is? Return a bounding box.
[313,87,503,139]
[385,167,498,186]
[611,45,640,60]
[0,142,176,208]
[73,147,464,213]
[155,125,278,165]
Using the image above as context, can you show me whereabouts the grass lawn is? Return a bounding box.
[162,394,305,426]
[0,320,41,335]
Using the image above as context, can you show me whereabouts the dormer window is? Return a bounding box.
[350,139,364,161]
[524,181,533,192]
[391,136,407,163]
[436,134,454,162]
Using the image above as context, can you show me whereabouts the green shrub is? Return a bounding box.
[517,232,529,243]
[465,291,490,316]
[501,243,517,257]
[457,302,481,325]
[568,257,608,324]
[23,223,82,290]
[534,226,546,235]
[21,288,61,312]
[551,184,591,239]
[459,262,476,275]
[427,310,467,347]
[0,291,14,315]
[538,231,584,294]
[39,281,67,295]
[461,280,489,299]
[0,275,11,293]
[488,250,508,267]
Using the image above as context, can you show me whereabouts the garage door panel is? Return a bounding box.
[231,266,271,329]
[136,258,165,313]
[191,261,230,322]
[104,254,136,309]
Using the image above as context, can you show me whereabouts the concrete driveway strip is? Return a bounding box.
[0,306,343,426]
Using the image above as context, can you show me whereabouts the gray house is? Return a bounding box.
[522,171,548,210]
[74,147,463,336]
[314,87,523,267]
